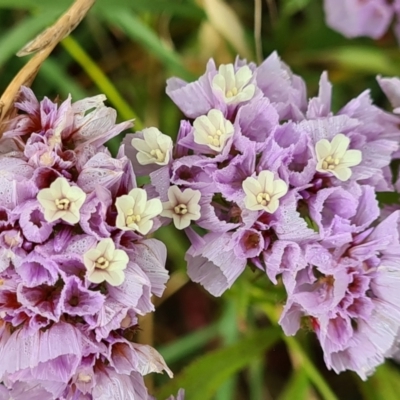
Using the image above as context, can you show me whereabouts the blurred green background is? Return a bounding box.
[1,0,400,399]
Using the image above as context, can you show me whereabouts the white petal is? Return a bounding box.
[173,214,190,230]
[212,74,226,94]
[116,195,135,215]
[272,179,288,198]
[185,189,201,207]
[143,127,162,149]
[128,188,147,215]
[68,186,86,206]
[88,270,107,284]
[61,211,79,224]
[315,138,331,161]
[220,64,235,89]
[111,249,129,267]
[207,109,224,129]
[242,177,262,197]
[44,208,60,222]
[330,134,350,159]
[143,198,162,219]
[106,270,125,286]
[332,166,352,181]
[341,149,362,167]
[97,238,115,259]
[157,133,173,153]
[266,198,280,214]
[244,194,261,211]
[68,203,82,223]
[235,65,253,89]
[131,137,151,153]
[58,177,72,198]
[137,220,153,235]
[258,170,274,193]
[235,85,255,103]
[136,152,154,165]
[160,207,174,219]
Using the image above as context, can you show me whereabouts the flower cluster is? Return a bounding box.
[323,0,400,42]
[125,52,400,379]
[0,88,174,399]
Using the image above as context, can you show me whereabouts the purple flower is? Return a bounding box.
[280,211,400,379]
[15,252,59,287]
[0,87,171,399]
[185,229,247,296]
[61,276,105,316]
[255,52,307,121]
[323,0,393,39]
[18,200,55,243]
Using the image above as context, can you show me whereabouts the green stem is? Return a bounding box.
[61,35,143,130]
[262,304,339,400]
[158,323,220,364]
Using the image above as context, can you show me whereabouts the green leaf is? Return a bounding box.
[158,323,219,365]
[97,0,205,19]
[358,363,400,400]
[318,47,400,76]
[282,0,312,16]
[376,191,400,206]
[278,369,309,400]
[156,327,281,400]
[0,8,62,67]
[98,6,193,80]
[0,0,61,10]
[38,58,87,99]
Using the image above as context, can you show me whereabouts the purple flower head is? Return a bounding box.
[323,0,394,39]
[0,87,172,399]
[185,229,247,296]
[280,211,400,379]
[15,252,59,287]
[255,51,307,121]
[166,58,258,120]
[61,276,105,317]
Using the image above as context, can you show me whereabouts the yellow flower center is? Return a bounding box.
[150,148,165,162]
[206,129,223,147]
[125,208,142,225]
[95,256,109,269]
[77,373,92,383]
[174,204,188,215]
[321,155,340,171]
[226,87,238,98]
[256,192,271,206]
[55,198,70,210]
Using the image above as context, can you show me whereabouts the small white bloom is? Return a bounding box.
[37,177,86,224]
[315,133,362,181]
[193,109,234,152]
[131,127,173,166]
[243,170,288,213]
[115,188,162,235]
[212,64,255,105]
[161,186,201,230]
[77,373,92,383]
[84,238,129,286]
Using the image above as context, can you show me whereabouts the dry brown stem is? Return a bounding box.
[0,0,97,135]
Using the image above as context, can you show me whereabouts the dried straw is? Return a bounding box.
[0,0,97,136]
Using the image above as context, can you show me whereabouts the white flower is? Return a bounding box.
[243,170,288,213]
[161,186,201,230]
[115,188,162,235]
[193,109,234,152]
[131,127,173,166]
[315,133,362,181]
[212,64,255,105]
[84,238,128,286]
[37,177,86,224]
